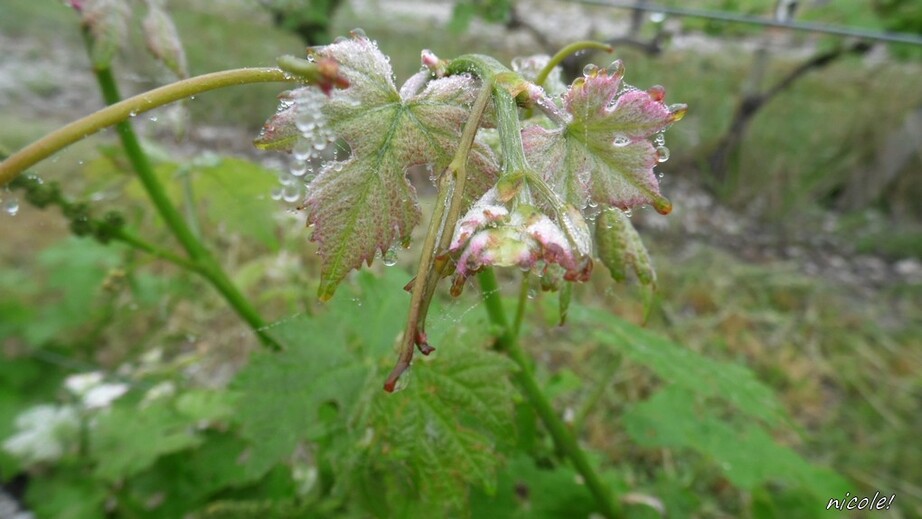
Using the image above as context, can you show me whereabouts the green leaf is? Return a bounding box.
[191,157,282,250]
[292,35,498,299]
[27,237,123,345]
[230,314,369,478]
[623,386,848,497]
[26,465,106,519]
[90,398,203,482]
[176,390,236,422]
[522,63,684,215]
[574,306,787,425]
[356,337,517,513]
[232,270,517,514]
[596,206,656,286]
[471,455,598,518]
[120,433,278,518]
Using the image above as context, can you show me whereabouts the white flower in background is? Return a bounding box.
[2,405,79,465]
[64,371,103,395]
[64,371,129,409]
[83,383,129,409]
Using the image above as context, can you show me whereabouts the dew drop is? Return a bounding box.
[624,208,633,218]
[278,173,295,186]
[655,145,670,163]
[290,161,308,177]
[613,134,630,147]
[292,139,312,161]
[582,63,599,77]
[392,366,411,392]
[649,11,666,23]
[282,185,301,203]
[606,60,625,77]
[270,188,283,201]
[383,246,398,266]
[4,198,19,216]
[654,133,666,146]
[149,115,158,122]
[129,111,137,118]
[658,172,664,179]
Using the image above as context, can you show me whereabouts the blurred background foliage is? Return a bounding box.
[0,0,920,518]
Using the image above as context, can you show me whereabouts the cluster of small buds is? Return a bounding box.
[448,188,592,295]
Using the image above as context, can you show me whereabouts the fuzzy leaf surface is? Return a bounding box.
[523,64,683,214]
[354,304,517,514]
[297,36,498,299]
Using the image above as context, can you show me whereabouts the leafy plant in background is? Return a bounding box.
[0,2,852,518]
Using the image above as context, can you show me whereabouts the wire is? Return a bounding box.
[569,0,922,46]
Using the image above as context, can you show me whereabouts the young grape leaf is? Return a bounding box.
[230,313,368,479]
[270,35,499,300]
[355,330,517,513]
[90,398,204,482]
[231,269,517,513]
[470,455,598,518]
[522,62,685,215]
[191,157,282,250]
[623,386,849,497]
[25,465,107,519]
[570,305,787,425]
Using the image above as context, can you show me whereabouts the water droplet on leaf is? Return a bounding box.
[282,186,301,203]
[655,146,670,163]
[4,198,19,216]
[290,161,309,177]
[613,134,630,147]
[392,366,411,392]
[382,246,398,266]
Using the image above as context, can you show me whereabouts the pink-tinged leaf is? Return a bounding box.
[523,61,685,215]
[142,1,188,78]
[290,35,498,300]
[596,207,656,287]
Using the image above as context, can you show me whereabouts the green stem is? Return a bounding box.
[91,63,281,351]
[0,67,292,186]
[111,228,202,272]
[492,87,529,175]
[478,269,622,519]
[534,40,614,88]
[512,272,530,337]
